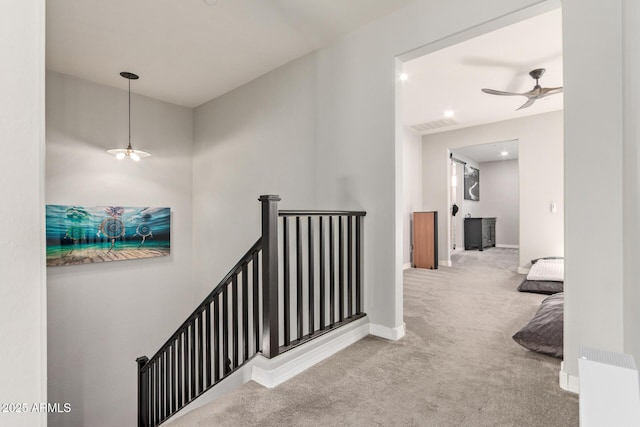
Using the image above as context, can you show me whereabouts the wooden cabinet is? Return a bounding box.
[464,217,496,251]
[413,211,438,269]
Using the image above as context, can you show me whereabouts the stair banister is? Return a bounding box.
[135,194,366,427]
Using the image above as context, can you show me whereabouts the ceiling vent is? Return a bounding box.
[411,118,458,133]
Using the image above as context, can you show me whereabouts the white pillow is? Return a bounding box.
[527,259,564,282]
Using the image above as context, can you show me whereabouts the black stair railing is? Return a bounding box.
[136,196,365,427]
[277,210,366,353]
[136,238,262,427]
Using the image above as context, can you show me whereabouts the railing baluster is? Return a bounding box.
[165,351,169,419]
[339,216,344,322]
[149,361,155,427]
[165,352,170,420]
[205,304,212,388]
[160,354,164,422]
[214,295,220,382]
[296,216,303,340]
[136,357,149,427]
[319,216,325,330]
[283,217,290,346]
[151,361,155,424]
[189,319,196,400]
[348,215,353,318]
[223,284,230,374]
[242,263,249,362]
[160,352,165,421]
[197,313,204,393]
[356,216,362,314]
[155,359,160,424]
[252,252,260,353]
[308,216,315,334]
[329,216,336,325]
[150,361,154,425]
[162,348,171,418]
[177,333,183,409]
[145,367,151,427]
[171,340,177,411]
[167,346,172,416]
[232,275,239,368]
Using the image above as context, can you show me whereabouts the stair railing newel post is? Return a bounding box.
[136,356,149,427]
[356,215,364,315]
[259,195,281,358]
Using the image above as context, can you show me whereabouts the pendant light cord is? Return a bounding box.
[128,78,132,148]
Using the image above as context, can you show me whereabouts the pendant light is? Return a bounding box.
[107,72,150,161]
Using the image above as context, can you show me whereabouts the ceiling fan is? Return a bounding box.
[481,68,563,110]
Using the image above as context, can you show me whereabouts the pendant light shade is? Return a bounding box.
[107,72,150,161]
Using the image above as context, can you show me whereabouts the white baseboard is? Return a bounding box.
[369,322,406,341]
[496,244,519,249]
[165,316,370,425]
[403,262,412,270]
[252,317,370,388]
[165,317,412,423]
[439,259,452,267]
[517,267,530,275]
[559,362,580,394]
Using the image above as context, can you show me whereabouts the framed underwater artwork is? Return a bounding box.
[46,205,170,266]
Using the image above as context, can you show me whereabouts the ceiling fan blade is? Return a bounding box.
[516,97,536,110]
[481,88,522,96]
[541,86,563,95]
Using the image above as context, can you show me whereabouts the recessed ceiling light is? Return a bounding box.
[399,73,408,81]
[500,151,509,156]
[443,110,454,118]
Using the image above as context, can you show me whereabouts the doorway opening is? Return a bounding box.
[449,140,520,265]
[399,6,563,273]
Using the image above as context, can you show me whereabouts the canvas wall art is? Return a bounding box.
[46,205,170,266]
[464,165,480,201]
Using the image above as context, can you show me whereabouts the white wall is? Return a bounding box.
[423,112,563,269]
[192,55,317,300]
[312,0,552,332]
[477,159,519,246]
[46,72,195,427]
[402,127,423,266]
[0,1,46,426]
[562,0,625,380]
[623,0,640,369]
[192,0,549,335]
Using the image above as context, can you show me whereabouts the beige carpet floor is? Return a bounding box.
[170,248,578,426]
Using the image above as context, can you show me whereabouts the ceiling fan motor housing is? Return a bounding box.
[529,68,545,80]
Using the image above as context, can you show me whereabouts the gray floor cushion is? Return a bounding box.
[517,278,563,295]
[513,293,563,358]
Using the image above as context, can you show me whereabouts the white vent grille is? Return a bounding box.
[411,118,458,133]
[579,346,637,370]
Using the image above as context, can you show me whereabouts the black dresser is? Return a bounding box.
[464,217,496,251]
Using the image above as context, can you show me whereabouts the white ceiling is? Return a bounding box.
[452,140,519,163]
[47,0,416,108]
[402,9,563,136]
